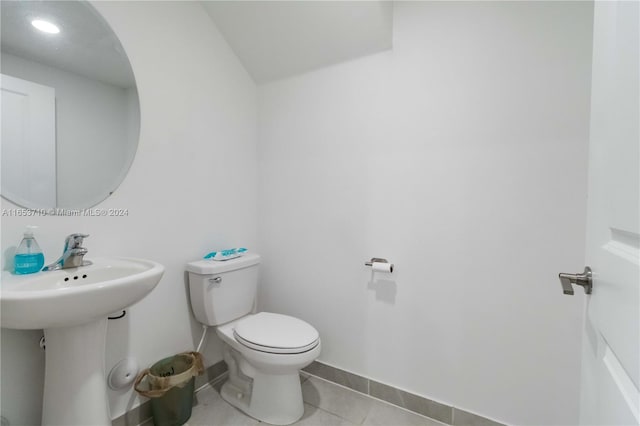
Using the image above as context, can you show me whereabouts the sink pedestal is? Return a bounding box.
[43,318,110,425]
[1,257,165,425]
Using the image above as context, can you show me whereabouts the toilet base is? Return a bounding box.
[220,371,304,425]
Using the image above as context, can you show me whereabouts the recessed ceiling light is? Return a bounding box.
[31,19,60,34]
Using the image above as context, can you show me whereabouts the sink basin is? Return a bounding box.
[1,257,164,329]
[0,256,164,425]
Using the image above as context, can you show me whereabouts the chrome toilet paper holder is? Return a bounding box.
[364,258,394,272]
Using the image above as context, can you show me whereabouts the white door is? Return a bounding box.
[575,1,639,425]
[1,74,56,208]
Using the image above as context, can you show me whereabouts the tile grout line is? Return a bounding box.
[301,374,374,425]
[303,367,450,424]
[304,361,506,426]
[118,360,503,426]
[361,389,450,425]
[309,402,361,426]
[303,373,448,426]
[304,371,371,397]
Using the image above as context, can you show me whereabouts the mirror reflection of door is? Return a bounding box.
[1,74,56,208]
[0,0,140,210]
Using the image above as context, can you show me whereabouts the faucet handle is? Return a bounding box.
[64,233,89,249]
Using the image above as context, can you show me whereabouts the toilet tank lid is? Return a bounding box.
[186,252,261,275]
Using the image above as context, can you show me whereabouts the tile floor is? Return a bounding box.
[186,374,445,426]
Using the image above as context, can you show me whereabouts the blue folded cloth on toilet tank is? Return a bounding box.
[204,247,247,261]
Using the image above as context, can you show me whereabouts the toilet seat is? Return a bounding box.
[234,312,319,354]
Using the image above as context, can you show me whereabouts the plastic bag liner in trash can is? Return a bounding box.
[134,351,204,426]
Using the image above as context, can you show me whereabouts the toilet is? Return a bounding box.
[186,253,320,425]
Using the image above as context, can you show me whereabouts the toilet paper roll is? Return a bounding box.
[371,261,393,273]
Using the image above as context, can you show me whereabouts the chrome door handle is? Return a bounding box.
[558,266,592,295]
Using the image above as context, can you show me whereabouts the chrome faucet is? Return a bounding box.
[43,233,92,271]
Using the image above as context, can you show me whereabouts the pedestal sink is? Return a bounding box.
[1,257,164,425]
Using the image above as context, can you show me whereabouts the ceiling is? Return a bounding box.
[2,1,392,88]
[201,1,394,84]
[1,1,135,88]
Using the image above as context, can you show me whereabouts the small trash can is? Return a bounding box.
[134,352,204,426]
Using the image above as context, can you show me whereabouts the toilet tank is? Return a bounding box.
[186,253,260,326]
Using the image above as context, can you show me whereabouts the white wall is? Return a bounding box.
[257,2,592,425]
[0,1,257,423]
[1,52,139,209]
[1,2,594,425]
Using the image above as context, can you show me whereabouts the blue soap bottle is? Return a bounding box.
[14,226,45,274]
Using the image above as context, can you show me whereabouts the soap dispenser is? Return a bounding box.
[14,225,45,274]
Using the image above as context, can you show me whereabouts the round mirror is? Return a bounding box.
[1,1,140,210]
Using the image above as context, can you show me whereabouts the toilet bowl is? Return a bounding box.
[186,254,321,425]
[216,312,321,424]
